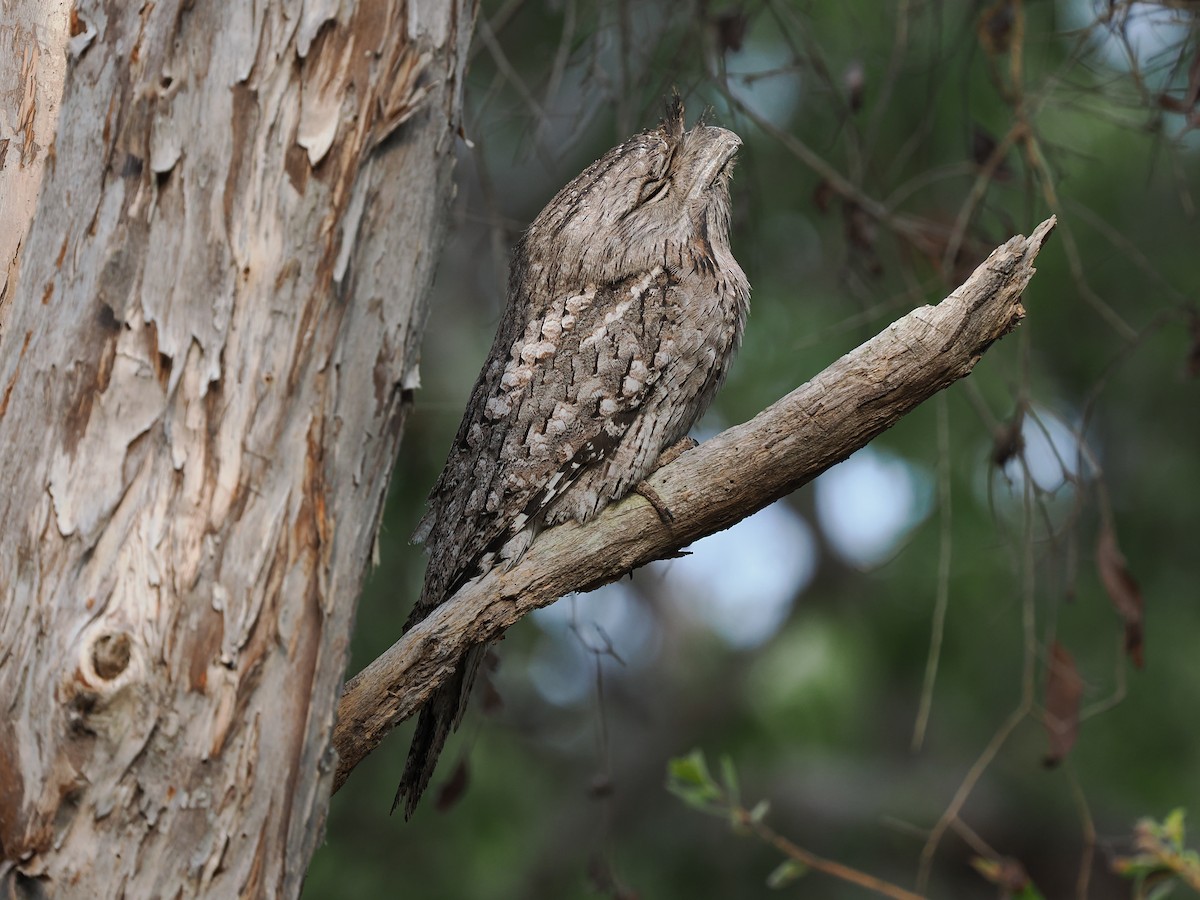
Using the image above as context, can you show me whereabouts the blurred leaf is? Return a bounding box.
[992,410,1025,469]
[479,678,504,715]
[1113,809,1200,894]
[971,124,1014,181]
[719,755,740,806]
[666,750,722,811]
[711,10,747,54]
[1043,641,1084,767]
[812,179,834,213]
[434,758,470,812]
[1157,45,1200,119]
[1164,809,1188,847]
[844,61,866,113]
[844,202,882,274]
[1146,882,1179,900]
[668,750,716,790]
[1097,526,1146,669]
[972,855,1046,898]
[749,800,771,824]
[766,859,808,890]
[978,0,1014,54]
[589,773,615,799]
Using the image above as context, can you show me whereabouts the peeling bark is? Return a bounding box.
[0,1,474,896]
[0,2,68,321]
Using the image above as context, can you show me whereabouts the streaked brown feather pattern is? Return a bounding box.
[396,100,749,817]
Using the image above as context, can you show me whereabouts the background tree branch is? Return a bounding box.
[333,216,1057,792]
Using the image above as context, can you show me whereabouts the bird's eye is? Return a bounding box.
[638,176,671,204]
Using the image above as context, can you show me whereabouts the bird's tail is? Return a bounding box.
[392,643,487,819]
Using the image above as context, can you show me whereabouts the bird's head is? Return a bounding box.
[520,98,742,289]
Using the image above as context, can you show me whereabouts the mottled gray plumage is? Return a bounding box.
[396,100,749,817]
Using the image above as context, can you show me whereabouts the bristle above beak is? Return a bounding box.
[662,89,686,141]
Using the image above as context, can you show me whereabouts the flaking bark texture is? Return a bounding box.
[397,100,750,816]
[0,6,70,325]
[0,1,474,896]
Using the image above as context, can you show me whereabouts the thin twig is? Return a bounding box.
[916,450,1042,891]
[911,393,952,751]
[1066,763,1097,900]
[916,704,1030,891]
[736,807,928,900]
[863,0,912,166]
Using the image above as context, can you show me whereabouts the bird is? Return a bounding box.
[395,97,750,818]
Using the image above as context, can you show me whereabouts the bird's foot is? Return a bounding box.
[657,435,698,468]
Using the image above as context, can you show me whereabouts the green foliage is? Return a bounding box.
[665,749,724,813]
[667,750,939,899]
[970,857,1047,900]
[668,750,822,891]
[766,859,808,890]
[1113,810,1200,899]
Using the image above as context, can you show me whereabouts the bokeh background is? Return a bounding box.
[305,2,1200,897]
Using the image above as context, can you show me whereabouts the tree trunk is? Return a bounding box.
[0,2,473,896]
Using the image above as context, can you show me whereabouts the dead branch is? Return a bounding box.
[332,216,1057,793]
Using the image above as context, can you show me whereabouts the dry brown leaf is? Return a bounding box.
[711,11,748,54]
[978,0,1015,54]
[1043,641,1084,767]
[844,61,866,112]
[434,758,469,813]
[1097,526,1145,669]
[812,179,834,214]
[971,125,1014,182]
[991,410,1025,468]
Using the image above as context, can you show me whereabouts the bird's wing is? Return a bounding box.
[410,264,680,623]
